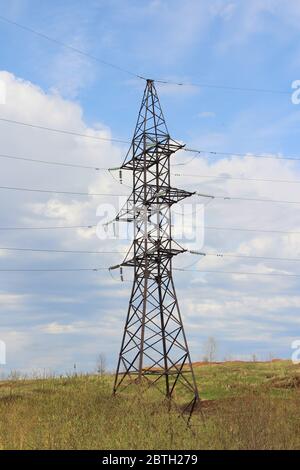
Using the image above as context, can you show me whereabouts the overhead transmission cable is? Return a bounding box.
[174,268,300,278]
[173,172,300,185]
[0,152,109,171]
[0,14,291,96]
[212,195,300,205]
[0,184,299,205]
[0,267,107,272]
[0,185,128,197]
[1,245,299,263]
[0,223,298,236]
[2,150,300,186]
[0,266,298,278]
[0,224,97,231]
[2,152,300,186]
[194,191,300,206]
[198,225,300,236]
[0,15,145,80]
[1,118,300,163]
[187,250,300,263]
[155,79,290,95]
[0,118,130,144]
[183,148,300,162]
[0,247,127,255]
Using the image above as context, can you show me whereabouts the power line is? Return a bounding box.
[1,117,299,165]
[1,245,298,263]
[0,182,299,205]
[174,268,300,278]
[183,148,300,162]
[0,266,298,277]
[194,191,300,205]
[191,251,300,263]
[0,247,127,255]
[0,224,97,231]
[0,14,290,97]
[0,152,108,171]
[174,172,300,185]
[2,148,299,185]
[0,15,145,80]
[0,266,297,279]
[203,225,300,236]
[0,183,298,204]
[0,223,298,236]
[2,149,299,184]
[156,79,290,95]
[211,195,300,205]
[219,253,300,263]
[0,267,107,272]
[0,117,130,144]
[0,185,128,197]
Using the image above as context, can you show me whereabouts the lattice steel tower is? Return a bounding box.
[111,79,199,414]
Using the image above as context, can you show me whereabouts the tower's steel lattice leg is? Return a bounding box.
[111,79,199,414]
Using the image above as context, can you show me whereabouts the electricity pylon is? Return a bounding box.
[110,79,199,415]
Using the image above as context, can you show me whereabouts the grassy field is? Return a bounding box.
[0,361,299,450]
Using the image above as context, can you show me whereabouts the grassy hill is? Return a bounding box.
[0,360,299,450]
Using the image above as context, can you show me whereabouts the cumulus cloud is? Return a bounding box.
[0,69,299,374]
[0,70,127,373]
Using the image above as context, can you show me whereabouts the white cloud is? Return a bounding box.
[0,69,299,372]
[0,292,29,309]
[41,322,76,334]
[0,70,127,370]
[0,78,6,104]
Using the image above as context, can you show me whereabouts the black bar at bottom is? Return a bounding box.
[0,450,298,465]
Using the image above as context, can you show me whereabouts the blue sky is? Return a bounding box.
[0,0,300,375]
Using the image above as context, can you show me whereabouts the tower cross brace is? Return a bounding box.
[111,79,199,414]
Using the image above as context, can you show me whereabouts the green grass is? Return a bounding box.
[0,361,299,450]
